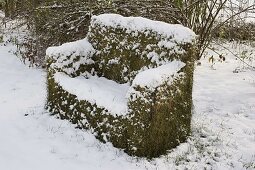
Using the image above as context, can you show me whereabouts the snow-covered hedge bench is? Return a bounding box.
[46,14,196,158]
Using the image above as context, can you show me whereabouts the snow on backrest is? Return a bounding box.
[91,14,195,44]
[88,14,196,84]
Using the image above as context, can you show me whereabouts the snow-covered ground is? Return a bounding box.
[1,28,255,170]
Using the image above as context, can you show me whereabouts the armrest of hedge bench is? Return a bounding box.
[46,38,96,77]
[127,60,186,115]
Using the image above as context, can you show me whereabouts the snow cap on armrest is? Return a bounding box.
[46,38,95,61]
[46,38,95,76]
[131,60,186,89]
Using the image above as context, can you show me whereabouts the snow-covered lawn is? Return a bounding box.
[0,34,255,169]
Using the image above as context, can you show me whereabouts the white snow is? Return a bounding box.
[54,60,185,115]
[91,14,196,44]
[54,73,129,115]
[46,38,95,75]
[0,19,255,169]
[46,38,95,60]
[0,11,4,19]
[131,60,185,89]
[191,41,255,169]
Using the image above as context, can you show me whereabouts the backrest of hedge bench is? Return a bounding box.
[87,14,196,84]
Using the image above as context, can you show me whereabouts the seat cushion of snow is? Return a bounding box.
[54,72,130,115]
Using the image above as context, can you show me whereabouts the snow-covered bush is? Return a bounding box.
[46,14,196,158]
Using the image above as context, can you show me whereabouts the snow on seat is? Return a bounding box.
[46,13,196,158]
[54,72,129,116]
[53,60,185,116]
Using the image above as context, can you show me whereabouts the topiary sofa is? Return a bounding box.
[46,14,196,158]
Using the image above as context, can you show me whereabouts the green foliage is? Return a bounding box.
[126,63,194,157]
[46,16,196,158]
[47,64,194,158]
